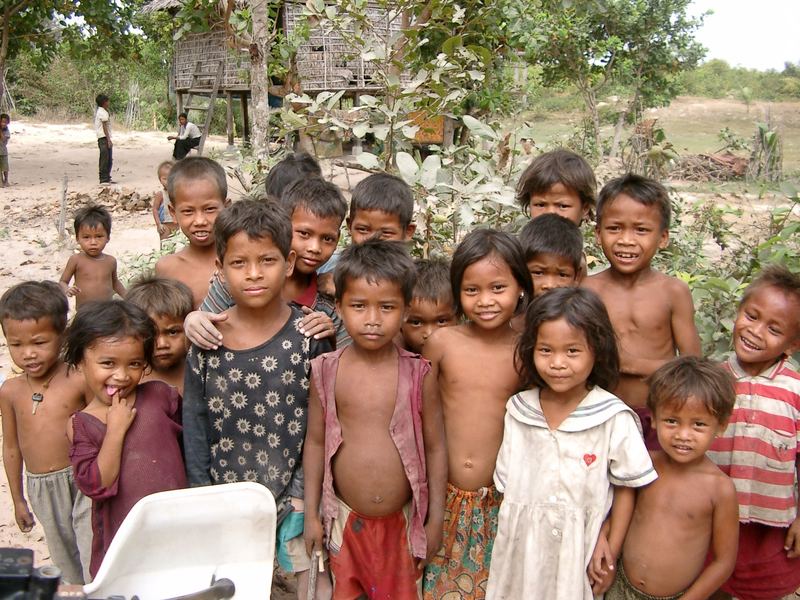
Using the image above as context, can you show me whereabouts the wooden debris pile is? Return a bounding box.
[670,153,749,182]
[67,187,153,213]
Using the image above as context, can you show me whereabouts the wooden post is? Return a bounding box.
[353,95,363,155]
[58,175,68,242]
[241,94,250,143]
[177,92,184,116]
[226,91,235,151]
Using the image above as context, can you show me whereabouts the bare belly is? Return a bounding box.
[614,374,649,408]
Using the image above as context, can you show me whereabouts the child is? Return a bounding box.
[708,265,800,599]
[0,281,91,584]
[59,205,127,307]
[583,174,701,449]
[423,229,532,599]
[184,177,347,349]
[486,287,656,599]
[155,156,230,308]
[304,240,448,598]
[516,148,596,224]
[264,151,322,199]
[151,160,178,241]
[65,300,186,578]
[518,213,583,298]
[1,113,10,187]
[125,275,193,394]
[401,258,457,354]
[94,94,113,185]
[605,356,738,600]
[182,200,332,599]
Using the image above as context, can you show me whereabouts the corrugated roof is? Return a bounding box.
[139,0,183,15]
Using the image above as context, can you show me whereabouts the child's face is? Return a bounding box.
[733,285,800,376]
[291,206,341,275]
[533,317,595,402]
[527,252,578,298]
[654,396,724,465]
[169,178,227,248]
[401,298,457,353]
[217,232,295,310]
[158,167,171,189]
[595,193,667,275]
[0,117,8,128]
[76,224,110,257]
[79,335,147,404]
[348,209,415,244]
[529,183,587,225]
[337,277,406,351]
[150,313,188,372]
[3,317,62,379]
[459,254,522,331]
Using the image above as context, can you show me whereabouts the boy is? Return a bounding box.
[264,152,322,199]
[518,213,583,298]
[1,113,10,187]
[0,281,91,584]
[303,240,447,598]
[603,356,738,599]
[583,174,701,448]
[59,205,126,307]
[155,156,229,308]
[515,148,596,224]
[151,160,178,241]
[94,94,113,184]
[401,259,457,354]
[182,200,332,599]
[708,265,800,599]
[126,275,193,394]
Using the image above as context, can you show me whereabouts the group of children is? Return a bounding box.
[0,148,798,600]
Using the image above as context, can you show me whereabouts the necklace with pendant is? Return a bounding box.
[26,369,58,415]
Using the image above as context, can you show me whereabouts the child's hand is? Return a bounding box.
[785,517,800,558]
[304,514,324,558]
[13,500,34,532]
[157,223,166,235]
[588,531,615,586]
[298,307,335,340]
[184,310,227,350]
[65,285,80,297]
[106,392,136,435]
[421,520,443,568]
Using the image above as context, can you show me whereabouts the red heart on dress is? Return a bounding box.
[583,453,596,466]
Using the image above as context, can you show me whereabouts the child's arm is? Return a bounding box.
[680,477,738,600]
[0,387,35,532]
[182,348,213,485]
[785,462,800,558]
[669,278,702,357]
[111,258,126,298]
[95,393,136,488]
[59,255,80,297]
[303,379,326,558]
[152,190,166,233]
[184,310,228,350]
[589,486,634,595]
[421,365,447,564]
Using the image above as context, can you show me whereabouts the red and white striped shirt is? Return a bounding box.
[708,355,800,527]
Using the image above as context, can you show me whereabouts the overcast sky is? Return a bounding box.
[690,1,800,71]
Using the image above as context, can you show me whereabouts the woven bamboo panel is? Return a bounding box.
[173,31,250,91]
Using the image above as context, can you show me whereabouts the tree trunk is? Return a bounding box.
[249,0,270,158]
[580,85,602,160]
[609,88,640,158]
[0,5,11,106]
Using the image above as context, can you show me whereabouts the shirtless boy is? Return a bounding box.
[155,156,229,307]
[304,240,447,599]
[126,275,193,394]
[59,205,126,307]
[401,259,457,354]
[0,281,91,584]
[605,357,738,600]
[583,174,701,448]
[423,229,533,599]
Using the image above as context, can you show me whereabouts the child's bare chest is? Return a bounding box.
[75,256,113,284]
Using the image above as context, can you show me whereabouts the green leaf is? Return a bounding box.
[352,123,369,138]
[442,36,464,56]
[356,152,381,170]
[396,152,419,184]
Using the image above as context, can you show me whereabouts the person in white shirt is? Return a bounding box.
[168,113,202,160]
[94,94,113,184]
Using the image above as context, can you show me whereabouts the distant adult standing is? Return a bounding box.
[168,113,201,160]
[94,94,113,184]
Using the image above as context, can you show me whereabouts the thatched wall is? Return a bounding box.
[173,31,251,91]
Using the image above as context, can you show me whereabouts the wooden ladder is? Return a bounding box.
[184,60,224,155]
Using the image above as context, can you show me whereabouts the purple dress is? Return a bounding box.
[70,381,187,576]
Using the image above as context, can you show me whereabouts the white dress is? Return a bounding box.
[486,387,657,600]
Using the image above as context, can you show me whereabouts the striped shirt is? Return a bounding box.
[708,355,800,527]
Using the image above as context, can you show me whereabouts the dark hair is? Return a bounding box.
[167,156,227,203]
[412,258,453,305]
[74,205,112,237]
[95,94,109,107]
[280,177,347,224]
[157,160,173,176]
[265,153,322,200]
[334,239,416,304]
[64,300,156,367]
[647,356,735,423]
[214,199,293,260]
[518,214,583,271]
[349,173,414,230]
[516,287,619,391]
[0,281,69,334]
[450,229,532,317]
[741,264,800,308]
[178,112,188,120]
[126,275,194,320]
[516,149,596,215]
[597,173,671,231]
[0,114,9,123]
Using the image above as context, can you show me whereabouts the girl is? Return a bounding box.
[151,160,177,242]
[423,228,532,598]
[486,287,656,600]
[65,300,186,578]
